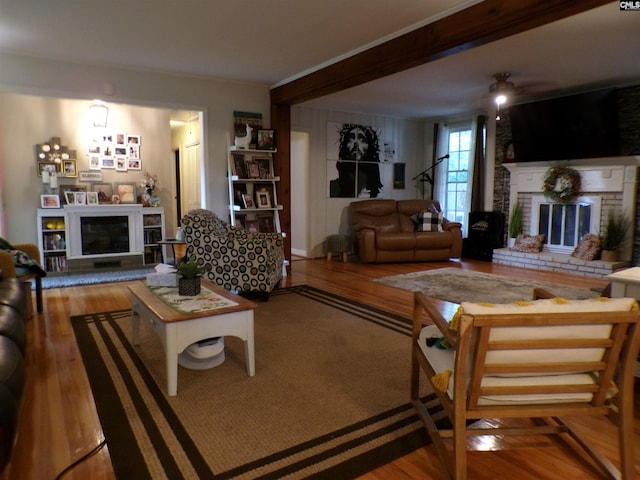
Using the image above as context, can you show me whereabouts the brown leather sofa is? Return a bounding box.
[350,199,462,263]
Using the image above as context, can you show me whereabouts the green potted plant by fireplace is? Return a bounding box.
[508,201,523,249]
[600,210,631,262]
[175,260,205,296]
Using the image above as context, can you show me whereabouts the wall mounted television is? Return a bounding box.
[509,88,620,162]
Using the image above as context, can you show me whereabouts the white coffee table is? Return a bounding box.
[128,279,258,396]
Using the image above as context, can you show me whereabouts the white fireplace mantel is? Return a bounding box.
[64,204,145,259]
[503,157,640,261]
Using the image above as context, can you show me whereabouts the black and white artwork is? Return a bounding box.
[327,122,383,198]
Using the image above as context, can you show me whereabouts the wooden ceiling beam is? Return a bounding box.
[270,0,612,106]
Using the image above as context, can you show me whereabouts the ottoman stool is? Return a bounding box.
[326,235,351,263]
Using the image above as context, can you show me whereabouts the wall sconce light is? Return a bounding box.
[90,99,109,127]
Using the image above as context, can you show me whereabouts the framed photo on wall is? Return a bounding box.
[115,156,128,171]
[38,162,59,176]
[127,159,142,170]
[63,160,78,177]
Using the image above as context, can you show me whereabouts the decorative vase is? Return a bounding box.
[507,237,516,249]
[178,277,201,296]
[600,250,618,262]
[149,195,160,207]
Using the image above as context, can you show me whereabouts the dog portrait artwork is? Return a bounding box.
[330,123,383,198]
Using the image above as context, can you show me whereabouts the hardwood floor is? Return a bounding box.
[3,257,638,479]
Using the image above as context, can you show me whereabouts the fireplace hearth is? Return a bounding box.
[503,158,639,262]
[64,205,147,272]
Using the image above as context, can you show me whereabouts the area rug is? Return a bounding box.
[372,267,599,304]
[71,285,442,479]
[41,267,154,289]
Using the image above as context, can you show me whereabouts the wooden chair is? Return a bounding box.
[411,291,640,479]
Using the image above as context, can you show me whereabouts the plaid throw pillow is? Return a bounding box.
[416,211,444,232]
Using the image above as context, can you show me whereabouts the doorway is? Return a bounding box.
[171,110,203,228]
[180,142,202,216]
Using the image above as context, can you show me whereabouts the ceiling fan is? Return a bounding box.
[486,72,560,119]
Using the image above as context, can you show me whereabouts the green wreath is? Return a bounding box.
[542,166,581,203]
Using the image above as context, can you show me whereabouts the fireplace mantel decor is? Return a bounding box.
[37,205,165,274]
[542,166,582,204]
[503,159,639,263]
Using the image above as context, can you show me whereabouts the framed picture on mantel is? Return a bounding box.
[115,182,136,204]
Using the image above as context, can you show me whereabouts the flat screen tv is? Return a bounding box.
[509,88,619,162]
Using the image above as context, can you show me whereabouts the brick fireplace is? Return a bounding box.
[493,158,639,278]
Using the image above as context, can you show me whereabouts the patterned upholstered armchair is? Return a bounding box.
[181,209,284,297]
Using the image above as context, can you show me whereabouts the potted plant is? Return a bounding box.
[175,260,205,296]
[600,210,631,262]
[508,202,523,248]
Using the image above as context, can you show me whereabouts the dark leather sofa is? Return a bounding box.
[0,272,27,473]
[350,199,463,263]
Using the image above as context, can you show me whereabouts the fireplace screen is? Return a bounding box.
[538,203,591,248]
[81,216,130,255]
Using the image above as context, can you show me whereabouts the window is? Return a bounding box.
[434,118,484,237]
[441,126,472,235]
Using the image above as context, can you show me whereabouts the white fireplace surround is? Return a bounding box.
[503,158,639,262]
[65,204,145,259]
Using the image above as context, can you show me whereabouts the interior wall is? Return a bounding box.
[0,52,271,243]
[291,106,425,258]
[0,93,176,242]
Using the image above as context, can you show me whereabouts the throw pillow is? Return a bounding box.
[415,211,444,232]
[429,203,442,214]
[13,250,47,276]
[571,233,601,261]
[511,233,545,253]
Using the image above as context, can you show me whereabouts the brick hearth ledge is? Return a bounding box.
[492,248,629,279]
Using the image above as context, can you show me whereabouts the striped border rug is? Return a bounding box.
[71,285,443,479]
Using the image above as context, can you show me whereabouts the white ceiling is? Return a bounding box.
[0,1,638,119]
